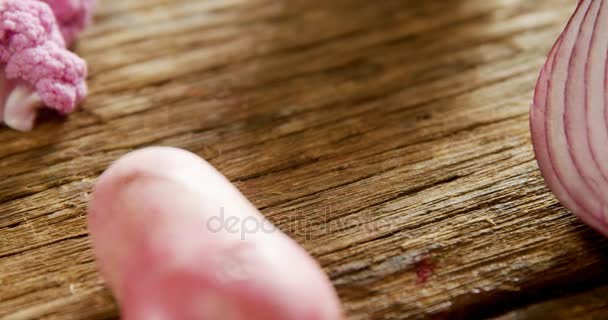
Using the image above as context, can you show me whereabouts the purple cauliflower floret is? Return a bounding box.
[0,0,87,131]
[38,0,96,45]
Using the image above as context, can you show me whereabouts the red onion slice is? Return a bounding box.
[531,0,608,235]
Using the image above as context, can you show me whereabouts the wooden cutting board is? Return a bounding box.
[2,0,607,319]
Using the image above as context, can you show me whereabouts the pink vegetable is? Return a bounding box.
[0,0,87,131]
[531,0,608,235]
[38,0,96,45]
[88,147,343,320]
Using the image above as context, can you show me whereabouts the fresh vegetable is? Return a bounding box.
[0,0,87,131]
[38,0,96,45]
[530,0,608,235]
[88,147,343,320]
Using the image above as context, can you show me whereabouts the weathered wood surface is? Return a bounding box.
[493,285,608,320]
[1,0,606,319]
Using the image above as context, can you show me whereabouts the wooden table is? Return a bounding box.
[1,0,607,319]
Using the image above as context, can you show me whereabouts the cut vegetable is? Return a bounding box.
[0,0,88,131]
[38,0,96,45]
[531,0,608,235]
[88,147,343,320]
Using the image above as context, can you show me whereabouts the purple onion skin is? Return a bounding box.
[531,0,608,236]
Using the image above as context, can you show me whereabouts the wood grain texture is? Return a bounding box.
[492,285,608,320]
[1,0,606,319]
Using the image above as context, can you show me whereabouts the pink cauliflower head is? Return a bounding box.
[38,0,96,45]
[0,0,87,131]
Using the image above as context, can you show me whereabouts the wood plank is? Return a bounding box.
[493,285,608,320]
[2,0,607,319]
